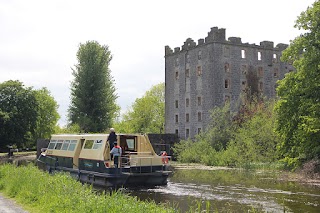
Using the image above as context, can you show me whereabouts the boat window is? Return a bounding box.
[68,140,77,151]
[48,140,57,149]
[92,139,103,149]
[84,140,94,149]
[126,139,135,151]
[55,140,63,150]
[61,140,70,150]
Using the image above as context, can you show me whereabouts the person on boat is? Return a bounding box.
[107,128,117,150]
[110,141,122,168]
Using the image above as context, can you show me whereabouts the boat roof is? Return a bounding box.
[51,133,145,137]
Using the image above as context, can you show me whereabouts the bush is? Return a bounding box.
[300,158,320,179]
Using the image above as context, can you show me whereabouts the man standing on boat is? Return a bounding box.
[110,142,122,168]
[107,128,117,150]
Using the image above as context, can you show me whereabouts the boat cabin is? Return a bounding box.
[39,133,170,187]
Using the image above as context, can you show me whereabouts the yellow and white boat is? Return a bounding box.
[38,133,171,187]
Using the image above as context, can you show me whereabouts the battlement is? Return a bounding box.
[182,38,197,51]
[165,27,288,56]
[205,27,226,43]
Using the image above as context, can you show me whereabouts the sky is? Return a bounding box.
[0,0,316,126]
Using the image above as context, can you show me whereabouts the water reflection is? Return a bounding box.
[127,169,320,212]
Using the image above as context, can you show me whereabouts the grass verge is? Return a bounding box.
[0,164,176,213]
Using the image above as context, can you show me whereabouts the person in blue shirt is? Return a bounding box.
[110,142,122,168]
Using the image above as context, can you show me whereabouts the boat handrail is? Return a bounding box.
[118,155,171,168]
[124,151,153,155]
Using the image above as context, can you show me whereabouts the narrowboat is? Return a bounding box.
[37,134,171,188]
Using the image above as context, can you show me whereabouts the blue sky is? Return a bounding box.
[0,0,315,126]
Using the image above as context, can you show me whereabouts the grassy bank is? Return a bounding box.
[0,151,36,158]
[0,164,176,213]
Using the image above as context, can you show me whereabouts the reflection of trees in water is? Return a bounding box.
[169,169,320,212]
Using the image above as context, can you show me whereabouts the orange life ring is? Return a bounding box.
[161,152,168,164]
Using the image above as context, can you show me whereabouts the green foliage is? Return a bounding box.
[203,103,235,151]
[0,81,60,149]
[0,80,38,149]
[174,101,280,168]
[0,164,175,213]
[32,88,60,141]
[115,83,165,134]
[69,41,119,133]
[226,101,279,166]
[54,123,81,134]
[275,1,320,168]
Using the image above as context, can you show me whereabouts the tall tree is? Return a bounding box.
[115,83,165,133]
[275,1,320,167]
[69,41,118,132]
[32,88,60,141]
[0,80,38,149]
[203,103,235,151]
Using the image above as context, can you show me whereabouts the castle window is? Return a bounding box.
[175,58,179,66]
[185,69,189,78]
[198,50,202,60]
[224,46,230,57]
[258,67,264,77]
[241,81,247,91]
[259,82,263,91]
[225,95,230,103]
[273,68,279,77]
[198,128,202,134]
[175,71,179,80]
[186,54,190,64]
[175,115,178,123]
[241,49,246,59]
[197,66,202,76]
[258,51,262,61]
[175,129,179,135]
[224,63,230,73]
[198,96,202,106]
[186,98,189,107]
[186,113,189,123]
[241,65,247,74]
[273,54,278,63]
[225,79,230,89]
[186,129,189,138]
[198,112,202,122]
[175,100,178,108]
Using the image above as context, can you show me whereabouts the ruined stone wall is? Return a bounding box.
[165,27,294,140]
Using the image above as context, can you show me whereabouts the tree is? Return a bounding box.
[115,83,165,133]
[0,80,38,149]
[226,101,279,165]
[275,1,320,167]
[203,103,235,151]
[68,41,118,132]
[32,88,60,141]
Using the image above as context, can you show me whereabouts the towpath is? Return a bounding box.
[0,193,28,213]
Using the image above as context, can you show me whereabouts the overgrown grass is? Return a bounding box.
[0,151,36,157]
[0,164,176,213]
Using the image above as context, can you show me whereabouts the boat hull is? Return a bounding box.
[38,155,171,188]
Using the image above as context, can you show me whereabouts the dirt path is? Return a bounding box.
[0,194,28,213]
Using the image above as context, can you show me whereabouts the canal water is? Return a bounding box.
[127,168,320,212]
[2,157,319,212]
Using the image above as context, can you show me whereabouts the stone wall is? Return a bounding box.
[165,27,294,139]
[147,133,179,158]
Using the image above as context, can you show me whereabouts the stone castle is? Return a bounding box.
[164,27,294,139]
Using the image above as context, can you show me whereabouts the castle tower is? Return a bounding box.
[164,27,294,139]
